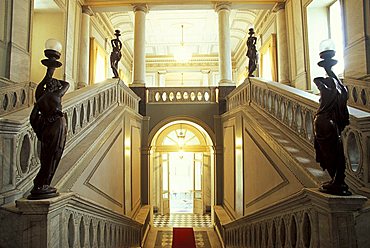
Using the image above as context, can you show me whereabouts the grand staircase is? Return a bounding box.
[1,77,369,247]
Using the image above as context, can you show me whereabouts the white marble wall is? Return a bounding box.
[8,0,32,82]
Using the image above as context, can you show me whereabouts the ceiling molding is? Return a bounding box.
[86,0,284,7]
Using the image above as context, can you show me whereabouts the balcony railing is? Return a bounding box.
[147,87,218,103]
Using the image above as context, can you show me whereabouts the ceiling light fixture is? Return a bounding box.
[173,25,192,63]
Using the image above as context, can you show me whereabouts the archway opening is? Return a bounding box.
[150,120,214,220]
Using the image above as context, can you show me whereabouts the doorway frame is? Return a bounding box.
[148,119,215,224]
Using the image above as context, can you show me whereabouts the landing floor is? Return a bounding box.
[153,213,212,228]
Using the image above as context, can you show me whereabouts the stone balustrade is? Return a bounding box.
[147,87,217,103]
[227,77,370,197]
[0,193,142,248]
[0,79,140,205]
[217,189,367,248]
[344,78,370,112]
[0,78,36,116]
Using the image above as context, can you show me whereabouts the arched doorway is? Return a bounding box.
[149,120,214,218]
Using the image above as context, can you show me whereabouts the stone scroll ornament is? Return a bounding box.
[110,29,122,78]
[246,28,257,77]
[28,39,70,199]
[313,39,351,196]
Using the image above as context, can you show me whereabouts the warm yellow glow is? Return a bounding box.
[173,45,192,63]
[95,53,106,83]
[173,25,192,63]
[178,149,184,159]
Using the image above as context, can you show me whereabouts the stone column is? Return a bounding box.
[215,2,233,86]
[78,6,93,88]
[274,3,290,85]
[157,70,166,87]
[201,70,210,86]
[132,4,148,87]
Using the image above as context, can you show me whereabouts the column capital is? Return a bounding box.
[82,6,94,16]
[272,2,285,12]
[157,70,167,74]
[215,2,231,13]
[201,69,210,74]
[133,4,148,13]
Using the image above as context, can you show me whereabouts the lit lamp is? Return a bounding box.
[42,38,63,68]
[177,128,186,159]
[174,25,192,63]
[318,39,337,69]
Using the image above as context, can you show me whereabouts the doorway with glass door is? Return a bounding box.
[159,152,204,215]
[167,152,203,214]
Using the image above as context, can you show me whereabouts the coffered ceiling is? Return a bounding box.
[88,1,282,60]
[104,8,258,58]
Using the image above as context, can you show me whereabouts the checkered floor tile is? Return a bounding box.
[154,230,211,248]
[153,213,212,228]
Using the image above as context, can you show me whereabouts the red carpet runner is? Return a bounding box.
[172,228,196,248]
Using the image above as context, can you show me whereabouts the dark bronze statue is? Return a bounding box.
[28,43,69,199]
[313,42,351,196]
[110,30,122,78]
[246,28,257,77]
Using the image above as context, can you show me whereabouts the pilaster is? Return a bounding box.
[341,0,370,79]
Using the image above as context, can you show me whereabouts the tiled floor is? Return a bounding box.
[153,213,212,228]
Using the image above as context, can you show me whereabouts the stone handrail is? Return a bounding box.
[134,205,151,247]
[147,86,218,103]
[0,78,36,116]
[0,193,142,248]
[0,79,140,205]
[227,77,370,197]
[218,189,367,248]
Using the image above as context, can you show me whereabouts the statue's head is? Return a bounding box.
[46,78,61,92]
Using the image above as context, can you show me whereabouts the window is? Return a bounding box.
[260,34,277,81]
[329,1,344,77]
[307,0,344,93]
[90,38,107,84]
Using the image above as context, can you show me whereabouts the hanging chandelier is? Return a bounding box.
[173,25,192,63]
